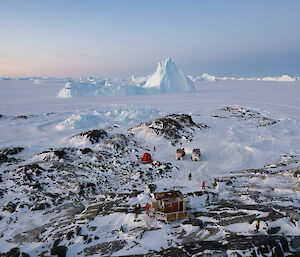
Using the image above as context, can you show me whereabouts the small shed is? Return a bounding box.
[147,190,188,221]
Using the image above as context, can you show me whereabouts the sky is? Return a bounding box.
[0,0,300,78]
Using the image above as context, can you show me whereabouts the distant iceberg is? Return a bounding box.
[58,80,146,98]
[261,75,296,82]
[58,58,195,98]
[217,74,297,82]
[188,74,298,82]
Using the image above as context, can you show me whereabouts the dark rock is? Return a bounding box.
[290,236,300,250]
[78,182,96,196]
[130,190,140,198]
[194,191,205,196]
[50,246,68,257]
[191,219,204,227]
[274,243,284,257]
[2,147,24,156]
[154,235,297,256]
[159,248,188,257]
[130,114,207,143]
[221,106,278,126]
[66,230,74,240]
[293,168,300,178]
[103,134,130,150]
[0,154,8,163]
[82,148,93,154]
[250,249,257,257]
[53,150,66,160]
[182,219,204,228]
[2,202,17,213]
[21,163,45,175]
[32,202,50,211]
[31,182,43,189]
[4,247,20,257]
[225,180,233,185]
[53,238,61,247]
[15,115,27,120]
[281,237,289,252]
[21,253,30,257]
[267,226,281,235]
[83,240,127,256]
[78,129,108,144]
[147,184,157,193]
[39,148,77,161]
[157,168,163,174]
[76,226,81,236]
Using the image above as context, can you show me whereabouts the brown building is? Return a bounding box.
[147,191,188,221]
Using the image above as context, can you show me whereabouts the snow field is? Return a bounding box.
[0,78,300,255]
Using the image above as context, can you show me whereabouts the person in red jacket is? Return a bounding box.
[145,203,150,214]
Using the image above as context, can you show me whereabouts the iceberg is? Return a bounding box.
[143,57,195,93]
[57,58,195,98]
[262,75,296,82]
[201,73,216,82]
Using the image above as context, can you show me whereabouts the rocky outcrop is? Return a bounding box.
[76,129,108,144]
[130,114,208,144]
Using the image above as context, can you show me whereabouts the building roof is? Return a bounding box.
[151,190,183,200]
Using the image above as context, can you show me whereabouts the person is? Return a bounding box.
[136,204,141,212]
[188,172,192,180]
[145,203,150,214]
[153,146,156,152]
[255,220,260,232]
[202,181,205,189]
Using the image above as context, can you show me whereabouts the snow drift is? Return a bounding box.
[56,105,159,131]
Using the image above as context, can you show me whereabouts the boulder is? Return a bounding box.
[4,247,20,257]
[1,147,24,156]
[50,246,68,257]
[78,129,108,144]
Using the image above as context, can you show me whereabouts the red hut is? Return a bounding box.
[147,191,188,221]
[140,152,152,164]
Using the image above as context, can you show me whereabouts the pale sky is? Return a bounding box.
[1,0,300,77]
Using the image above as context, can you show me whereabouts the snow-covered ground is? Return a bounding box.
[0,78,300,256]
